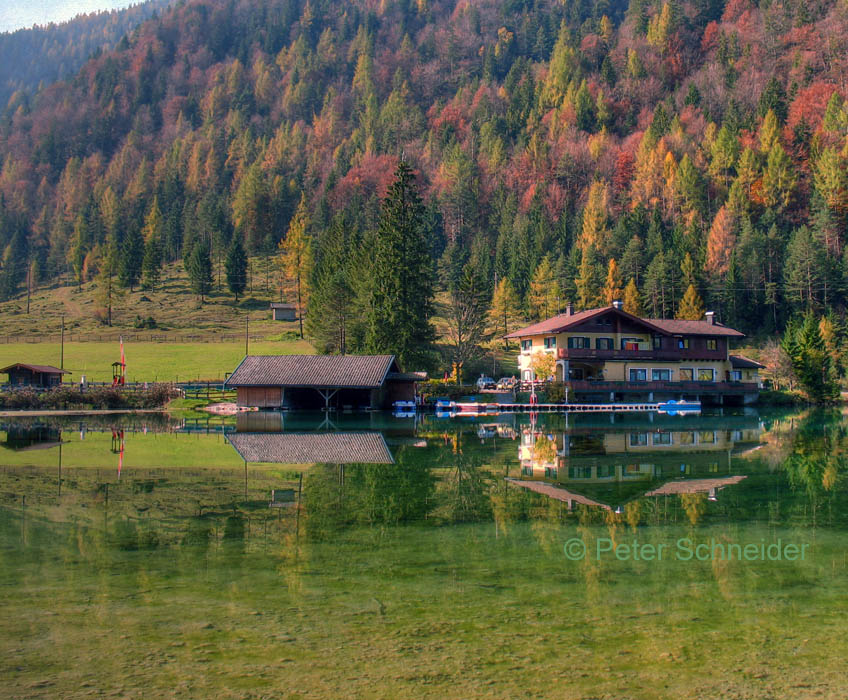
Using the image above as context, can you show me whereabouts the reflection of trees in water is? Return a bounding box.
[680,493,707,526]
[302,449,436,541]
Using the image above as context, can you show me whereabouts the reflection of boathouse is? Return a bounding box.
[228,432,394,464]
[224,354,426,410]
[1,424,63,451]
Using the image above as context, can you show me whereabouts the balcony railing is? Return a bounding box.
[565,379,759,394]
[556,347,727,361]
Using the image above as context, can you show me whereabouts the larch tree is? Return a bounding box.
[574,245,604,310]
[488,277,523,347]
[602,258,623,305]
[623,277,642,315]
[676,284,705,320]
[279,193,314,338]
[762,141,796,210]
[579,181,611,254]
[141,197,164,290]
[705,205,737,277]
[366,160,435,369]
[528,255,560,320]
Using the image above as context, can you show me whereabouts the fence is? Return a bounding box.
[0,334,270,344]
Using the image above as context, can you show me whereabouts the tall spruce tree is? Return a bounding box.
[119,225,144,290]
[366,160,435,369]
[307,216,355,354]
[185,240,213,303]
[225,237,248,301]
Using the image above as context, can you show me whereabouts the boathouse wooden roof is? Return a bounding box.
[505,478,611,510]
[643,476,747,496]
[227,432,394,464]
[225,354,402,389]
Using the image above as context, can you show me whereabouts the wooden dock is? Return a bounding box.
[450,401,700,415]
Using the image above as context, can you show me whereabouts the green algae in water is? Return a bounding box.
[1,408,847,698]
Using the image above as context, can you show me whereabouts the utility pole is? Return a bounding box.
[60,315,65,370]
[245,314,249,356]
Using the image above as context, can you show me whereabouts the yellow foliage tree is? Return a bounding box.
[676,284,705,320]
[278,193,313,338]
[623,278,642,316]
[602,258,623,305]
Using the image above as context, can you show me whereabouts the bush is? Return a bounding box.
[0,384,178,410]
[545,382,565,403]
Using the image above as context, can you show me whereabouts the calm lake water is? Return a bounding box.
[2,408,847,699]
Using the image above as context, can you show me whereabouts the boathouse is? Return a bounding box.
[1,363,70,388]
[224,354,426,410]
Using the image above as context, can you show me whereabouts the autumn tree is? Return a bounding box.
[279,194,313,338]
[602,258,623,305]
[527,255,560,320]
[676,284,705,320]
[623,278,642,315]
[489,277,523,347]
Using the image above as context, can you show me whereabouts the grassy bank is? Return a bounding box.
[0,339,313,383]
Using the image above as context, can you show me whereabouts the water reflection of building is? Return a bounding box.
[511,414,762,509]
[1,424,63,451]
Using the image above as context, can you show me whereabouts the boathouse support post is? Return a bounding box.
[315,388,339,411]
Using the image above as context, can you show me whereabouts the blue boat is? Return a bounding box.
[657,399,701,415]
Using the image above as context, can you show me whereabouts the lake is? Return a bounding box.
[1,408,847,698]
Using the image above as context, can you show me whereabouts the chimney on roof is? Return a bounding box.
[565,302,574,316]
[705,311,715,325]
[612,300,623,310]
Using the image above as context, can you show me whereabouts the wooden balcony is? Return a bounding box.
[565,380,759,395]
[556,348,727,362]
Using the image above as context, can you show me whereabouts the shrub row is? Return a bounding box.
[0,384,177,410]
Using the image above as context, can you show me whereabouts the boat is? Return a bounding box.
[656,400,701,415]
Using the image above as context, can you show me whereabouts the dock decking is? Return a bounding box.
[449,401,700,415]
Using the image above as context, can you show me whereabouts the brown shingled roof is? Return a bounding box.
[225,354,399,388]
[0,363,70,374]
[646,318,744,337]
[730,354,765,369]
[504,306,671,338]
[228,432,394,464]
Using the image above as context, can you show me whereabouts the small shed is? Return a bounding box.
[1,363,70,388]
[224,354,426,410]
[270,303,297,321]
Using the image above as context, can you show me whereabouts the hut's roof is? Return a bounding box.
[0,363,70,374]
[225,354,402,388]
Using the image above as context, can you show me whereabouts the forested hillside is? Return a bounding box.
[0,0,173,108]
[1,0,848,363]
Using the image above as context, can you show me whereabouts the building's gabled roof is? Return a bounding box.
[269,302,296,309]
[225,354,399,388]
[504,305,746,339]
[646,318,744,337]
[228,432,394,464]
[504,306,672,339]
[643,476,747,496]
[730,354,765,369]
[0,363,70,374]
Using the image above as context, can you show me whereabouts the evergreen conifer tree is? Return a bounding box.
[225,237,248,301]
[366,160,435,369]
[119,225,144,291]
[186,240,213,302]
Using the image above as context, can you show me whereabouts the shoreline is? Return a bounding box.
[0,409,166,417]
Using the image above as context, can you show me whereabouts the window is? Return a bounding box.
[596,315,612,326]
[678,338,690,349]
[678,432,695,445]
[706,338,717,350]
[521,339,532,352]
[629,369,647,382]
[698,368,715,382]
[652,432,672,446]
[629,433,648,446]
[729,370,742,381]
[544,336,557,349]
[679,368,693,381]
[652,369,671,381]
[522,466,533,476]
[568,336,590,349]
[653,335,662,350]
[622,337,642,350]
[544,467,558,479]
[596,337,613,350]
[699,431,716,444]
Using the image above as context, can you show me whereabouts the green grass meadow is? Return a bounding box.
[0,339,314,383]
